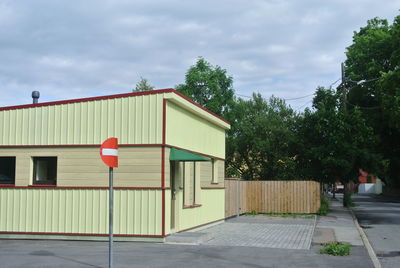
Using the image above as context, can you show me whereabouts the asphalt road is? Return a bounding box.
[352,194,400,268]
[0,239,373,268]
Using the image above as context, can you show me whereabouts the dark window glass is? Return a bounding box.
[33,157,57,185]
[0,157,16,184]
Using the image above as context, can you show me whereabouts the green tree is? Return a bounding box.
[345,14,400,186]
[133,77,155,92]
[176,57,235,117]
[226,94,299,180]
[297,88,382,199]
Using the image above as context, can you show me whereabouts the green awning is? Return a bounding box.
[169,148,211,161]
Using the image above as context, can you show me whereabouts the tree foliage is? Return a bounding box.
[226,94,298,180]
[297,88,381,185]
[133,77,155,92]
[176,19,399,191]
[176,57,235,117]
[345,14,400,185]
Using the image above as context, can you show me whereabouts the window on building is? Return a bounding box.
[183,162,194,206]
[33,157,57,185]
[183,161,202,207]
[0,157,16,184]
[212,159,219,184]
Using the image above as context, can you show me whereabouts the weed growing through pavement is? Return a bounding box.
[320,242,351,256]
[344,191,355,207]
[318,195,330,215]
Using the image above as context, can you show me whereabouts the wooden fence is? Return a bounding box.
[225,179,320,218]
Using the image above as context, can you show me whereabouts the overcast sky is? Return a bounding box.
[1,0,399,110]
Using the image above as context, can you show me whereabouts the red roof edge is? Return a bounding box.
[0,88,174,111]
[0,88,231,125]
[172,90,230,125]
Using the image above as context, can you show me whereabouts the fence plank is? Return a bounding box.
[225,180,320,217]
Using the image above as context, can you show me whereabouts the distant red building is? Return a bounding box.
[358,168,376,183]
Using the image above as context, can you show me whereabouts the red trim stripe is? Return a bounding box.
[161,147,166,237]
[0,143,224,162]
[177,218,225,233]
[161,99,167,237]
[183,204,202,209]
[162,99,167,145]
[0,88,230,125]
[0,144,163,148]
[0,186,171,190]
[165,144,225,161]
[0,231,167,238]
[0,89,174,111]
[172,90,230,125]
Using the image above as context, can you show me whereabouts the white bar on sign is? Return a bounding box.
[102,149,118,156]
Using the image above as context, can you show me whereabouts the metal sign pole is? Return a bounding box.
[109,167,113,268]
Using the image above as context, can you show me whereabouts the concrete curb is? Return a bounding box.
[307,214,318,249]
[349,208,382,268]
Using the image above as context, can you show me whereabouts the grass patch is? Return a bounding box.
[262,212,314,218]
[317,195,330,215]
[320,242,351,256]
[244,211,314,219]
[244,210,258,216]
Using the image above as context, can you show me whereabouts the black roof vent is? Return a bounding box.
[32,91,40,104]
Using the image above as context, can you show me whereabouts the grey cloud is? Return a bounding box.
[0,0,399,110]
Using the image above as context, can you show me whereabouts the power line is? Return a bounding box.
[235,93,252,99]
[347,77,380,85]
[341,77,382,110]
[235,92,315,101]
[345,100,381,110]
[234,77,343,102]
[329,78,341,88]
[284,93,315,101]
[296,100,313,110]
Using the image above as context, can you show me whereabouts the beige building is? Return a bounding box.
[0,89,230,241]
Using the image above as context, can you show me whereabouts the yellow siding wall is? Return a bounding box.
[200,161,225,188]
[0,94,163,146]
[176,189,225,231]
[167,161,224,233]
[0,147,162,187]
[0,188,162,235]
[165,101,226,159]
[164,189,171,235]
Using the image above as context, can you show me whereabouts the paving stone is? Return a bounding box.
[200,215,315,250]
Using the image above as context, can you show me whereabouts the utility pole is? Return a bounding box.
[341,62,347,111]
[341,62,348,206]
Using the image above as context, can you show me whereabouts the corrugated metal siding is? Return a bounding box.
[0,188,162,236]
[0,147,162,187]
[165,101,226,159]
[177,189,225,231]
[0,94,163,146]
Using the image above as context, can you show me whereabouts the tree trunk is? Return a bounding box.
[332,183,336,199]
[343,183,347,207]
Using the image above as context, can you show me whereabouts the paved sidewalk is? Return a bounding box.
[314,197,364,246]
[201,215,315,249]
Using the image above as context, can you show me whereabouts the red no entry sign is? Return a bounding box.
[100,137,119,168]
